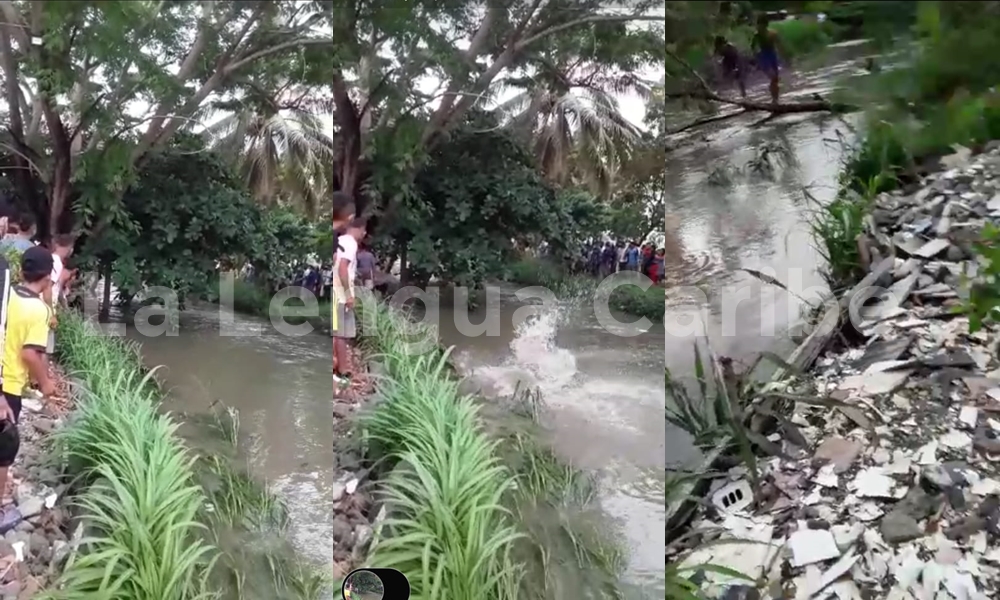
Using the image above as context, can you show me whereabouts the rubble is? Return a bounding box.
[672,146,1000,599]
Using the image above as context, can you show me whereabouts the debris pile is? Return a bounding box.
[673,145,1000,599]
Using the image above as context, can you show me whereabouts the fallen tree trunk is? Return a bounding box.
[666,89,857,133]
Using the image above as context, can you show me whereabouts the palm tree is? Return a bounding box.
[492,58,653,198]
[204,89,334,219]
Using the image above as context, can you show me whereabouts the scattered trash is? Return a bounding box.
[712,479,754,513]
[670,147,1000,599]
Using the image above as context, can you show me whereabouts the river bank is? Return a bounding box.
[670,143,1000,598]
[501,257,665,323]
[334,296,633,599]
[25,312,329,598]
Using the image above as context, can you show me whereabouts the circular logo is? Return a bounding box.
[342,569,385,600]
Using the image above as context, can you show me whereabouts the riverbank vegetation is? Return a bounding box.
[503,257,666,324]
[228,278,331,330]
[807,1,1000,289]
[350,300,627,600]
[48,312,326,599]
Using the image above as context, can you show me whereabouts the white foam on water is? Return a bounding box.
[474,306,578,395]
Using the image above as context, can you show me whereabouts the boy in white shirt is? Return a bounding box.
[333,218,366,385]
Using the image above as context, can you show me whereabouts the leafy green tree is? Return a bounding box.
[77,136,312,318]
[0,1,331,240]
[372,113,605,288]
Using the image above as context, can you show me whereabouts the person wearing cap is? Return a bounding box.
[0,246,57,507]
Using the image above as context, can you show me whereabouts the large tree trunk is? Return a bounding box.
[332,72,362,202]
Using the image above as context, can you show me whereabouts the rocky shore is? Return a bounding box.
[0,367,75,598]
[332,359,379,581]
[673,144,1000,599]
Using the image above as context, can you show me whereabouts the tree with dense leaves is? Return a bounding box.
[331,1,664,214]
[0,0,331,241]
[371,111,606,289]
[78,134,315,320]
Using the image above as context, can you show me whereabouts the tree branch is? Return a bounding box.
[515,14,663,52]
[664,88,854,114]
[223,38,330,75]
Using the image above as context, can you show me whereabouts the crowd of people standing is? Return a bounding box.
[0,201,75,513]
[580,240,666,284]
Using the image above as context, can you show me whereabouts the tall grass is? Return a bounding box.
[48,315,216,599]
[354,300,627,600]
[48,312,326,599]
[355,304,521,600]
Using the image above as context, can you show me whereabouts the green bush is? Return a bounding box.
[771,18,838,60]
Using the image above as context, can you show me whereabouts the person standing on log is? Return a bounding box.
[713,35,747,98]
[751,14,783,104]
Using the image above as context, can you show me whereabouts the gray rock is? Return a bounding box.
[354,523,373,550]
[881,510,923,543]
[51,539,69,565]
[332,482,346,503]
[32,418,55,434]
[17,496,44,520]
[921,464,956,490]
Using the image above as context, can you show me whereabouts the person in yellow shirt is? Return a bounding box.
[0,247,57,506]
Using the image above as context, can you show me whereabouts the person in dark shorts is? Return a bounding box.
[751,14,782,103]
[714,35,747,98]
[0,247,57,508]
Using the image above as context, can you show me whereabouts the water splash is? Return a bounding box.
[475,305,577,396]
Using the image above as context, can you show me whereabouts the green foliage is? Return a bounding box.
[2,1,332,236]
[805,173,888,291]
[355,305,522,600]
[379,119,607,288]
[49,312,326,600]
[966,223,1000,333]
[770,18,837,59]
[77,143,316,304]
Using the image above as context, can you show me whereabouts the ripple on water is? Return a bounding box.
[662,250,727,288]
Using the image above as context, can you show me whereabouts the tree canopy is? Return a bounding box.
[0,1,669,291]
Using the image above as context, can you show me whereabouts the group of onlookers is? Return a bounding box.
[0,201,77,513]
[581,240,666,284]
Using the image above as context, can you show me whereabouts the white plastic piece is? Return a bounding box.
[711,479,753,514]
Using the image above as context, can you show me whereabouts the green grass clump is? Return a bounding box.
[47,312,327,599]
[353,300,628,600]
